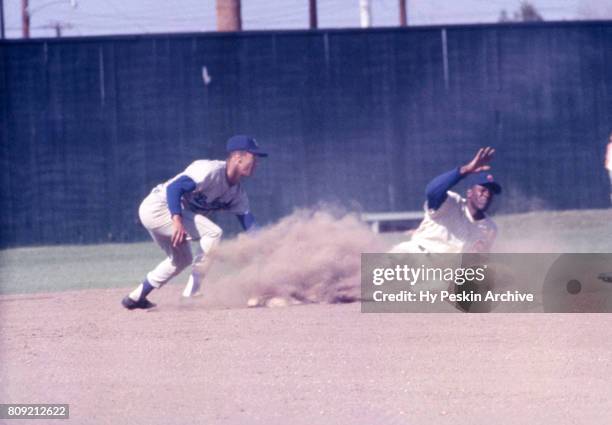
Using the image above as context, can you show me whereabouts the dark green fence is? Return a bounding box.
[1,21,611,246]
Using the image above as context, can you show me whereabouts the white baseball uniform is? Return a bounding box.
[138,160,249,292]
[390,191,497,254]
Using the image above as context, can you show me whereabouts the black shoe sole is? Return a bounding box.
[598,273,612,283]
[122,296,157,310]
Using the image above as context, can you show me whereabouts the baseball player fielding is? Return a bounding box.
[122,135,267,310]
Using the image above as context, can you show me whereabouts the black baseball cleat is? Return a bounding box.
[122,296,157,310]
[598,273,612,283]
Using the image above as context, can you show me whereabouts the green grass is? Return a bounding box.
[0,242,172,295]
[1,209,611,295]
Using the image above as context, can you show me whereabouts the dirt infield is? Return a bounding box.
[2,210,612,424]
[1,286,611,425]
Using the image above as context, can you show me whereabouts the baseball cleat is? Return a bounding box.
[121,296,157,310]
[598,273,612,283]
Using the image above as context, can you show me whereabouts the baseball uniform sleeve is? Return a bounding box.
[166,175,197,216]
[425,167,463,210]
[181,160,219,189]
[427,191,462,219]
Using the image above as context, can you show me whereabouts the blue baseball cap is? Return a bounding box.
[467,172,502,194]
[226,135,268,157]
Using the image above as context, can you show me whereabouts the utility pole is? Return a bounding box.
[359,0,371,28]
[22,0,30,38]
[399,0,407,26]
[0,0,5,39]
[216,0,241,32]
[309,0,317,29]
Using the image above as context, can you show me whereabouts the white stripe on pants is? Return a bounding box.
[138,190,223,288]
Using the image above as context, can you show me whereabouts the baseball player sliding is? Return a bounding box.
[391,147,502,254]
[122,135,267,310]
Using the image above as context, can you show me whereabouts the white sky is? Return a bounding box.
[2,0,612,39]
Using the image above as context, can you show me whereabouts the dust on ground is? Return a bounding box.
[202,208,388,307]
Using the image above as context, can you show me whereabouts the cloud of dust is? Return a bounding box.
[494,219,569,253]
[490,187,563,253]
[202,207,389,307]
[495,185,550,215]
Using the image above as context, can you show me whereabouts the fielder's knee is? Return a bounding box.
[199,227,222,254]
[210,226,223,241]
